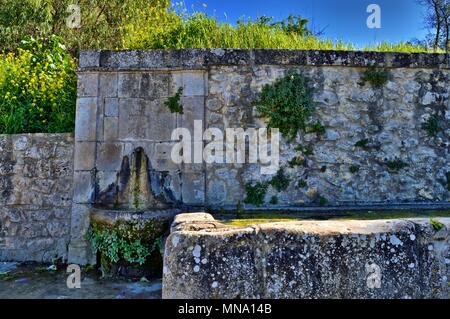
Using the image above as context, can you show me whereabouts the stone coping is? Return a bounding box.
[170,213,450,235]
[0,132,74,138]
[163,213,450,299]
[90,208,182,225]
[79,49,450,71]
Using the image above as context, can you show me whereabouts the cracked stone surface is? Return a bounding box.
[163,213,450,299]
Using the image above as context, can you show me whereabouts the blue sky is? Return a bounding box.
[181,0,429,48]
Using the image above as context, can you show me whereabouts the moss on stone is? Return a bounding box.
[217,210,450,227]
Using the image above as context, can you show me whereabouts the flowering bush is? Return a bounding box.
[0,35,76,133]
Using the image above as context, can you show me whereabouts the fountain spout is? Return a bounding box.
[97,147,169,210]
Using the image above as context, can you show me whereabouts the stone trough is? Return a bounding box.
[162,213,450,299]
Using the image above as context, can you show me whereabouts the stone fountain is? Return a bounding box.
[89,147,182,277]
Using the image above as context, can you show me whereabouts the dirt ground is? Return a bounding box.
[0,262,162,299]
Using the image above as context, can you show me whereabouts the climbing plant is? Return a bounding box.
[164,87,184,114]
[87,220,164,267]
[430,218,444,231]
[255,70,321,140]
[269,168,291,192]
[244,182,268,207]
[349,165,360,174]
[385,158,408,173]
[355,139,369,148]
[359,67,389,88]
[421,114,440,137]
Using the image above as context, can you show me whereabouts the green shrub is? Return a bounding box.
[294,144,314,156]
[88,227,161,265]
[288,156,306,167]
[255,70,317,140]
[307,121,326,135]
[349,165,360,174]
[0,35,76,133]
[269,168,291,192]
[87,220,165,266]
[129,12,353,50]
[165,87,183,114]
[0,1,436,53]
[385,158,408,173]
[269,196,279,205]
[0,0,174,54]
[430,218,444,231]
[316,194,328,206]
[126,11,434,52]
[359,67,389,88]
[355,139,369,148]
[297,179,308,188]
[244,182,268,207]
[422,114,440,137]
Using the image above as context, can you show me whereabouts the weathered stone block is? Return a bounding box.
[181,172,205,205]
[104,117,118,142]
[78,51,100,69]
[74,142,96,171]
[99,73,118,97]
[153,142,180,172]
[140,73,170,98]
[145,100,177,141]
[179,97,205,132]
[118,73,141,97]
[171,71,206,96]
[12,135,29,151]
[77,73,98,97]
[0,134,74,262]
[117,50,141,69]
[72,171,94,204]
[163,215,450,299]
[68,204,96,265]
[118,100,146,140]
[96,143,123,171]
[75,98,98,141]
[68,204,91,243]
[104,98,119,117]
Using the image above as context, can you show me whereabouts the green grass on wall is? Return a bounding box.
[126,12,438,53]
[0,5,443,134]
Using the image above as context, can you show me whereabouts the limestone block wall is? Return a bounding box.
[0,134,74,262]
[163,213,450,299]
[75,49,450,211]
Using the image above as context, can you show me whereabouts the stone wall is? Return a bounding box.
[70,49,450,264]
[0,134,74,262]
[163,213,450,299]
[75,49,450,211]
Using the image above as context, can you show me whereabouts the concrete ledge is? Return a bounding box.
[79,49,450,71]
[162,213,450,299]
